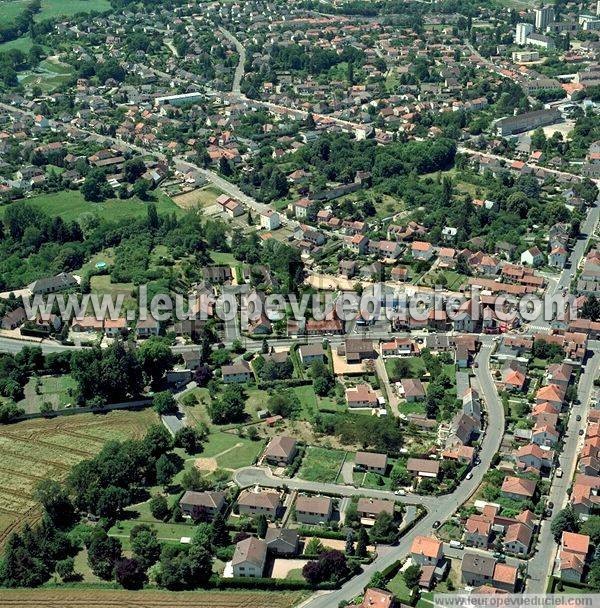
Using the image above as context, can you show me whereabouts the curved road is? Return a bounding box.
[236,338,504,608]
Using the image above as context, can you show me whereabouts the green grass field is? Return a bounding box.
[0,190,184,223]
[0,36,33,53]
[385,356,427,382]
[197,431,264,470]
[18,374,78,414]
[296,447,346,483]
[0,0,111,26]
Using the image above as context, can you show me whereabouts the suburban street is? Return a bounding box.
[235,339,505,608]
[526,347,600,592]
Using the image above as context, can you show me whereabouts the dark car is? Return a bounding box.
[576,415,582,421]
[432,521,441,529]
[548,501,554,509]
[579,429,585,436]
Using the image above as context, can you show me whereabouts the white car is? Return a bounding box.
[395,489,407,496]
[466,472,473,480]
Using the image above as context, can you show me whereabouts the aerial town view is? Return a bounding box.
[2,0,600,606]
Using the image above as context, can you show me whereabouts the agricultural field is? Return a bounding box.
[0,589,308,608]
[0,409,157,546]
[296,446,346,483]
[0,190,184,224]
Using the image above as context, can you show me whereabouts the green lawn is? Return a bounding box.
[292,385,344,419]
[0,190,184,223]
[387,570,414,604]
[399,401,427,415]
[386,356,427,382]
[296,447,346,483]
[18,374,78,414]
[210,251,237,265]
[0,0,111,26]
[199,431,264,470]
[361,471,392,490]
[0,35,33,53]
[420,269,469,291]
[109,500,194,550]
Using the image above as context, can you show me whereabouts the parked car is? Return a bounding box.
[556,469,563,478]
[432,521,441,529]
[466,472,473,480]
[576,415,581,421]
[449,540,464,549]
[579,429,585,436]
[395,489,407,496]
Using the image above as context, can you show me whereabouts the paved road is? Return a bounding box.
[526,348,600,592]
[219,26,245,96]
[236,339,505,608]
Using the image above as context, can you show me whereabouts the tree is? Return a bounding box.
[152,391,178,415]
[157,546,196,590]
[133,179,151,201]
[369,511,397,544]
[345,530,355,556]
[305,537,325,555]
[156,454,178,486]
[34,479,74,528]
[87,529,122,580]
[81,168,112,202]
[551,506,579,542]
[174,427,204,454]
[138,338,174,386]
[210,512,229,547]
[115,557,146,589]
[355,526,369,558]
[0,531,49,588]
[582,295,600,322]
[130,524,160,569]
[580,516,600,546]
[181,466,211,492]
[56,557,77,582]
[124,158,146,184]
[256,514,268,539]
[188,543,213,585]
[208,385,246,424]
[302,550,349,586]
[143,424,173,457]
[149,494,170,522]
[403,564,422,590]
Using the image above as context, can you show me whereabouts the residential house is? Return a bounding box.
[407,458,440,479]
[355,452,388,475]
[237,489,281,519]
[464,515,491,549]
[410,536,443,567]
[343,339,376,363]
[264,528,299,556]
[516,443,554,472]
[356,497,394,520]
[521,247,544,267]
[501,476,537,502]
[136,316,160,338]
[1,307,26,330]
[295,495,333,525]
[401,378,425,402]
[504,522,533,556]
[298,343,325,365]
[232,537,267,578]
[260,210,281,230]
[222,360,253,384]
[264,436,298,466]
[179,490,226,521]
[346,384,379,408]
[411,241,434,261]
[461,552,496,587]
[558,532,590,583]
[30,273,78,295]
